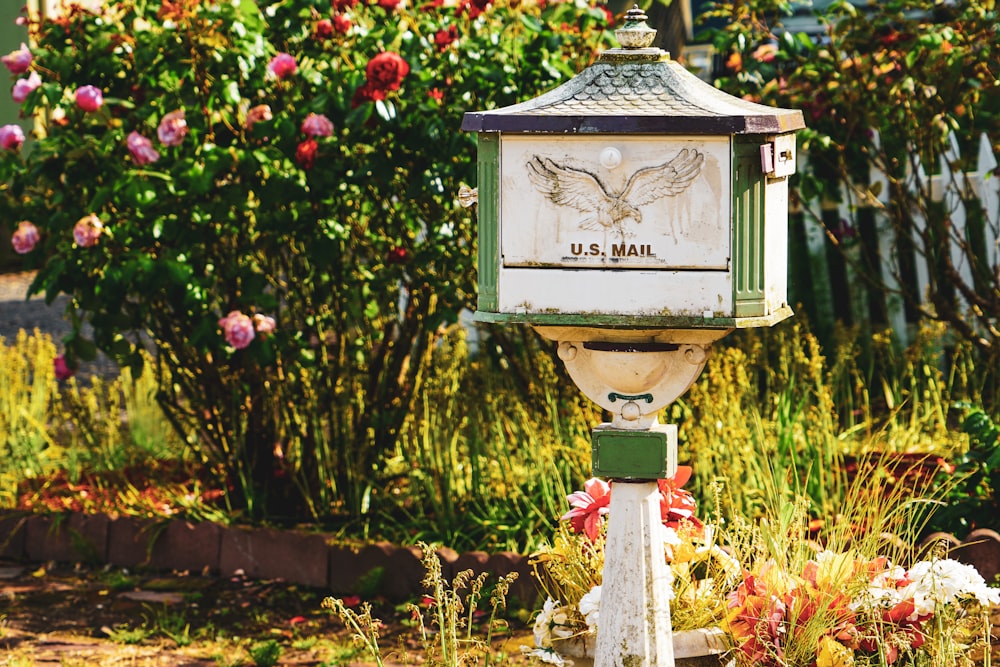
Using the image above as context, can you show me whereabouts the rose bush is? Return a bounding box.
[0,0,613,518]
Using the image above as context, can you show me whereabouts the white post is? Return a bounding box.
[595,480,676,667]
[939,132,973,310]
[971,133,999,283]
[907,153,932,305]
[869,131,909,346]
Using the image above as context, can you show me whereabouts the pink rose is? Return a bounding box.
[157,109,188,146]
[75,85,104,112]
[11,220,39,254]
[219,310,255,349]
[73,213,104,247]
[12,71,41,104]
[0,124,25,151]
[127,131,160,165]
[2,43,32,75]
[301,113,334,137]
[253,314,276,336]
[54,355,75,381]
[296,138,318,169]
[245,104,273,130]
[267,53,297,80]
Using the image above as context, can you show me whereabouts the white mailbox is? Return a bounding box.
[462,9,805,331]
[462,15,806,665]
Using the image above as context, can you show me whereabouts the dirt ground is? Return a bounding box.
[0,560,536,666]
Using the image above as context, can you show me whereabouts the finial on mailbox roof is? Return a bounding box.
[615,5,657,49]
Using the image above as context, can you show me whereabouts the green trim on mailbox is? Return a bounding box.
[477,133,500,313]
[592,429,668,479]
[472,306,793,329]
[732,139,767,317]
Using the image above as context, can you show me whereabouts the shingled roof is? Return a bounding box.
[461,48,804,135]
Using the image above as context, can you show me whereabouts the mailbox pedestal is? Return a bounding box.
[599,480,677,667]
[462,6,804,667]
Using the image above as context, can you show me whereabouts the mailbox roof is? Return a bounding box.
[461,51,805,135]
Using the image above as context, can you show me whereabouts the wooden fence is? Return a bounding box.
[788,132,1000,347]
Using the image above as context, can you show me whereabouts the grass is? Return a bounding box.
[1,317,997,552]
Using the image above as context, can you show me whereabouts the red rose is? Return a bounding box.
[366,52,409,92]
[296,138,318,169]
[333,14,351,33]
[351,82,385,107]
[315,18,334,39]
[428,88,444,103]
[377,0,401,10]
[460,0,490,17]
[433,26,457,50]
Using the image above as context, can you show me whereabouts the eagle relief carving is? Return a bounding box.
[525,148,704,240]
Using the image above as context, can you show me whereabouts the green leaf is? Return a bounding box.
[519,14,543,32]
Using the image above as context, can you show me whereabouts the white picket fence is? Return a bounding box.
[793,132,1000,346]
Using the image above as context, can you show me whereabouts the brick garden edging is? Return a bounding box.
[2,510,999,603]
[0,510,539,603]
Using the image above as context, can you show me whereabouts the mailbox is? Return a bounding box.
[462,13,806,664]
[462,7,805,330]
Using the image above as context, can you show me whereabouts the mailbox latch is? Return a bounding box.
[760,133,796,178]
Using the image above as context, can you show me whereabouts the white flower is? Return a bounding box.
[901,559,1000,615]
[579,585,601,634]
[533,597,559,648]
[534,598,575,648]
[520,646,574,666]
[853,562,907,612]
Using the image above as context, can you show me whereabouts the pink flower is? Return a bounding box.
[75,85,104,112]
[657,465,702,531]
[296,138,318,169]
[127,131,160,165]
[245,104,273,130]
[157,109,188,146]
[2,43,32,75]
[561,478,611,542]
[73,213,104,247]
[0,124,25,151]
[12,71,41,104]
[54,354,75,381]
[253,314,276,336]
[11,221,39,254]
[219,310,255,349]
[267,53,297,80]
[301,113,333,137]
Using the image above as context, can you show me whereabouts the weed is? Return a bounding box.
[318,641,368,666]
[248,638,283,667]
[104,622,150,644]
[323,542,518,667]
[98,569,138,592]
